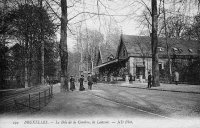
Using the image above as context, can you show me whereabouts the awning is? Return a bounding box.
[93,59,118,69]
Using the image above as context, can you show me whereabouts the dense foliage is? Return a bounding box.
[0,4,57,89]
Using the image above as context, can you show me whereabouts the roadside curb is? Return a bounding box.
[118,85,200,94]
[96,83,200,94]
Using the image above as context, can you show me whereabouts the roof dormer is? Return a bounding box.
[178,48,183,53]
[157,47,164,52]
[188,48,193,53]
[172,47,178,53]
[107,54,115,61]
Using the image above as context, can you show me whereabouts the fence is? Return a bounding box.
[14,85,53,112]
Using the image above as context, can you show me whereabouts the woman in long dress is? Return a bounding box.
[79,75,85,91]
[70,76,75,91]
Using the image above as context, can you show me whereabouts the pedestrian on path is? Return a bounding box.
[147,71,152,88]
[174,71,179,85]
[70,75,75,91]
[87,73,93,90]
[79,75,85,91]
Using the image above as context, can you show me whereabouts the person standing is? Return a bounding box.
[174,71,179,85]
[87,73,93,90]
[147,71,152,88]
[70,75,75,91]
[79,75,85,91]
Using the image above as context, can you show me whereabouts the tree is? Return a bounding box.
[183,13,200,42]
[0,43,9,89]
[106,27,121,49]
[0,7,18,88]
[60,0,68,91]
[163,14,188,39]
[75,29,104,74]
[151,0,160,87]
[44,0,126,90]
[44,41,58,78]
[68,51,81,77]
[10,4,56,87]
[39,0,45,85]
[162,0,172,83]
[191,14,200,42]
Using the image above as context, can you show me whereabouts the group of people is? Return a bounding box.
[147,70,180,88]
[69,73,93,91]
[69,71,180,90]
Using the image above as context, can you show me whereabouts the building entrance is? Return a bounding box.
[136,66,145,79]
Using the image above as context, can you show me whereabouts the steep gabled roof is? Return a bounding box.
[118,35,150,57]
[120,35,200,57]
[99,43,117,63]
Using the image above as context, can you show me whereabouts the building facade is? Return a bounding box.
[94,35,200,83]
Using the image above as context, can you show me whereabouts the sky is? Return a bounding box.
[55,0,199,52]
[65,0,145,51]
[2,0,198,50]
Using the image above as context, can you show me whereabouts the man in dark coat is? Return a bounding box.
[147,71,152,88]
[70,75,75,91]
[79,75,85,91]
[87,73,93,90]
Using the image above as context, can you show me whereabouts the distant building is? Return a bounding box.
[94,35,200,83]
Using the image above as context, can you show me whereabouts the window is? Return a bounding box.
[178,48,183,53]
[109,55,114,59]
[158,47,164,52]
[159,62,164,70]
[159,64,162,71]
[188,49,193,53]
[172,47,179,53]
[172,47,178,51]
[198,49,200,54]
[107,55,114,61]
[107,57,110,61]
[123,49,126,56]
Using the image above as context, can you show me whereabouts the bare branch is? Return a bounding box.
[158,24,165,37]
[140,0,152,15]
[71,14,96,25]
[50,0,60,6]
[144,12,152,26]
[158,0,162,17]
[67,0,81,8]
[97,0,102,32]
[67,25,75,35]
[45,0,61,19]
[68,11,135,22]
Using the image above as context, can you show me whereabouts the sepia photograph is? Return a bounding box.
[0,0,200,128]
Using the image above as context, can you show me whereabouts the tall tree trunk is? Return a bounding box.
[163,0,172,83]
[39,0,45,85]
[60,0,68,92]
[1,0,7,85]
[79,26,83,74]
[2,0,7,37]
[24,35,29,88]
[151,0,160,87]
[91,60,93,74]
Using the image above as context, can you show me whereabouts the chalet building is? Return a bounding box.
[94,35,200,83]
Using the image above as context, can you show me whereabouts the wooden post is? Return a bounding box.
[51,85,53,97]
[29,94,31,110]
[44,90,46,106]
[49,88,50,100]
[14,99,17,110]
[39,92,40,110]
